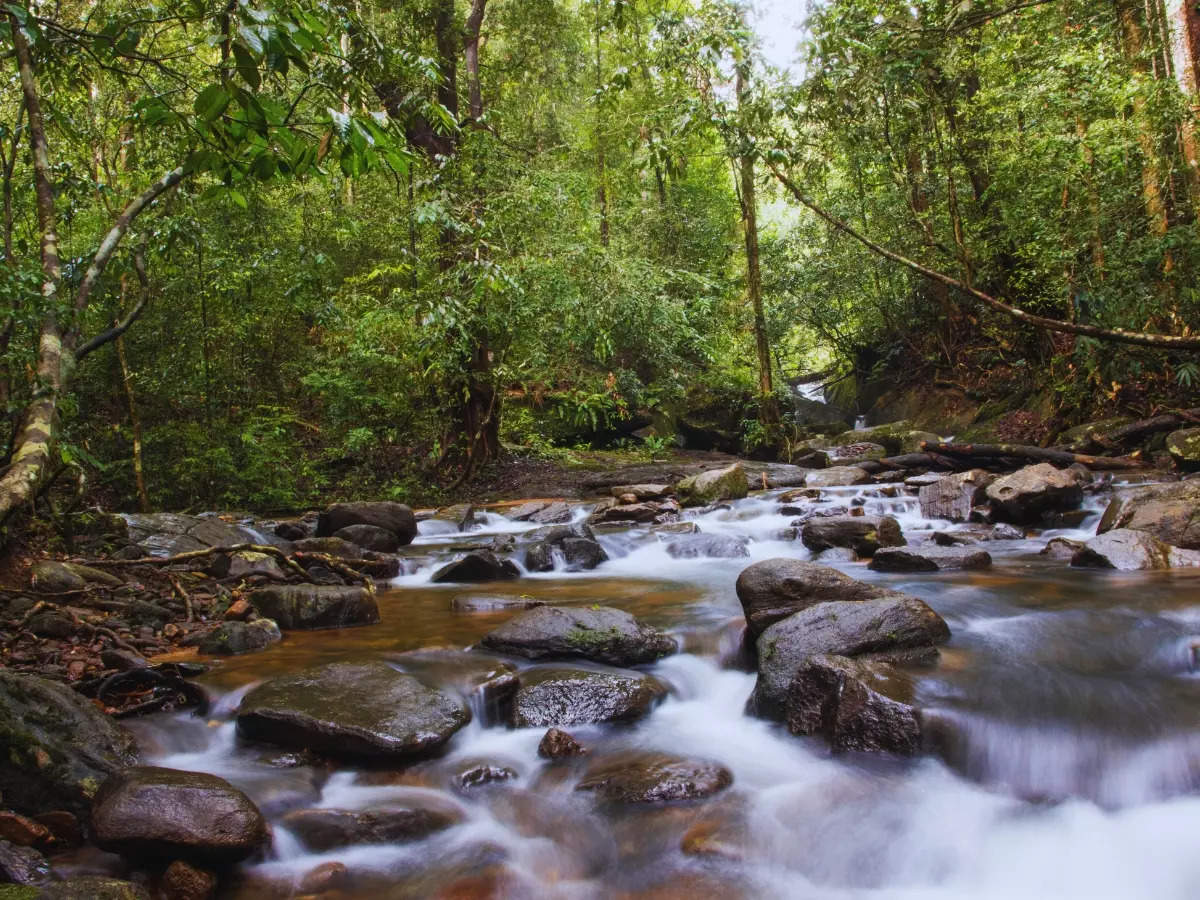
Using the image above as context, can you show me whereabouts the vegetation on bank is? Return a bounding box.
[2,0,1199,522]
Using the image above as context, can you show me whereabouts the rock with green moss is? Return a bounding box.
[674,462,748,507]
[480,605,676,666]
[197,618,282,655]
[1166,428,1200,470]
[29,561,123,593]
[0,672,137,820]
[1058,417,1133,451]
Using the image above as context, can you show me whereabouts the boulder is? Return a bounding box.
[523,525,608,573]
[610,484,672,501]
[664,535,750,559]
[430,551,520,584]
[752,596,950,719]
[30,561,123,593]
[0,671,137,819]
[868,546,992,572]
[538,727,587,759]
[209,550,287,580]
[510,666,668,728]
[479,605,676,666]
[291,536,363,558]
[236,661,470,760]
[505,500,573,524]
[804,466,871,488]
[984,463,1084,524]
[735,559,900,640]
[675,463,748,507]
[91,767,267,864]
[830,422,917,454]
[0,840,49,885]
[800,515,905,557]
[280,803,460,851]
[122,513,260,557]
[575,752,732,803]
[1166,427,1200,470]
[316,501,417,545]
[786,654,921,754]
[197,619,281,656]
[388,649,518,725]
[332,524,402,553]
[589,500,680,525]
[1097,480,1200,549]
[249,584,379,630]
[1070,529,1200,571]
[917,470,995,521]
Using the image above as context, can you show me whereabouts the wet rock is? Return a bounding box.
[989,523,1026,540]
[510,666,668,728]
[506,500,573,524]
[786,654,921,754]
[291,536,363,558]
[680,817,746,861]
[237,660,470,760]
[249,584,379,630]
[610,484,672,501]
[822,442,887,466]
[160,859,217,900]
[197,619,281,656]
[589,500,680,525]
[439,503,479,531]
[752,596,950,719]
[273,520,309,541]
[33,811,81,847]
[524,525,608,573]
[280,802,461,851]
[664,534,750,560]
[38,877,149,899]
[298,862,348,894]
[736,559,902,640]
[1041,537,1084,560]
[780,488,822,502]
[91,766,267,864]
[0,839,50,885]
[431,550,520,584]
[1070,529,1200,571]
[804,466,871,488]
[917,470,995,521]
[316,501,417,546]
[576,752,732,804]
[0,812,50,848]
[332,523,402,553]
[984,463,1085,525]
[538,727,587,759]
[675,463,748,507]
[1098,480,1200,549]
[800,515,905,557]
[456,764,518,790]
[479,605,676,666]
[388,649,518,725]
[0,671,137,819]
[869,546,992,572]
[451,594,546,613]
[815,546,857,562]
[122,513,260,557]
[1166,427,1200,470]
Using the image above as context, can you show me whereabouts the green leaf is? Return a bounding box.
[228,189,248,209]
[194,84,231,123]
[233,43,261,90]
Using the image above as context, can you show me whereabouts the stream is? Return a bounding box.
[120,483,1200,898]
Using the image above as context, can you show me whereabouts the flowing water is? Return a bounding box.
[123,483,1200,899]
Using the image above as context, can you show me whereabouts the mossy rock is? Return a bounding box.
[1058,417,1133,450]
[675,462,748,507]
[1166,428,1200,470]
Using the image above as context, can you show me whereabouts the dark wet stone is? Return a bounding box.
[456,764,518,790]
[160,859,217,900]
[511,667,668,728]
[984,463,1085,524]
[752,596,950,720]
[430,551,520,584]
[237,661,470,760]
[316,501,417,545]
[0,812,49,848]
[37,877,150,899]
[274,521,309,541]
[197,619,281,656]
[0,840,49,885]
[506,500,573,524]
[249,584,379,630]
[665,535,750,559]
[291,536,363,558]
[576,752,732,803]
[91,766,268,865]
[332,523,402,553]
[388,649,518,725]
[868,546,992,572]
[786,654,921,754]
[0,671,138,819]
[538,727,587,759]
[524,527,609,573]
[280,802,461,851]
[800,515,905,557]
[479,605,676,666]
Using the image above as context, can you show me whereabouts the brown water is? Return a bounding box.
[120,490,1200,899]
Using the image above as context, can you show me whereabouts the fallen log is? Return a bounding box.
[1091,408,1200,448]
[919,441,1147,470]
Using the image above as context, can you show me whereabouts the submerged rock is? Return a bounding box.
[510,666,668,728]
[575,752,732,803]
[869,545,992,572]
[1070,528,1200,571]
[752,596,950,719]
[804,466,871,488]
[430,550,520,583]
[249,584,379,630]
[675,462,749,507]
[736,559,899,640]
[984,463,1084,524]
[664,534,751,559]
[0,671,138,819]
[918,470,994,521]
[316,501,417,546]
[237,661,470,760]
[800,515,905,557]
[786,654,921,755]
[280,802,461,851]
[538,727,587,759]
[90,766,268,864]
[479,605,676,666]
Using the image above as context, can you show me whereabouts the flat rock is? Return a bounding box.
[505,500,573,524]
[479,605,676,666]
[576,752,732,803]
[316,501,417,545]
[511,666,668,728]
[249,584,379,630]
[431,550,520,584]
[752,596,950,719]
[664,534,750,559]
[237,661,470,760]
[589,500,680,525]
[804,466,871,488]
[91,766,268,864]
[985,463,1084,525]
[786,654,921,754]
[675,463,748,507]
[122,513,260,557]
[610,484,672,501]
[280,802,461,851]
[0,671,138,819]
[869,546,992,572]
[450,594,546,612]
[800,515,905,557]
[1070,528,1200,571]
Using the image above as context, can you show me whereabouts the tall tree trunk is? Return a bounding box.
[1165,0,1200,214]
[594,0,610,248]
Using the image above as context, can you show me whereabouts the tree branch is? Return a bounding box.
[75,247,151,362]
